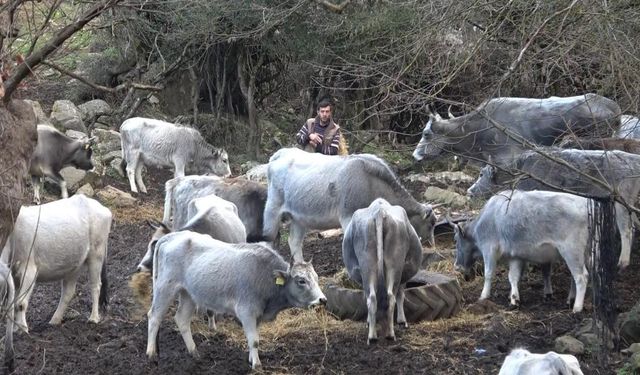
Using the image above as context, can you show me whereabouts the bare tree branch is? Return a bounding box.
[316,0,350,13]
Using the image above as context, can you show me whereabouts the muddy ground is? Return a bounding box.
[9,167,640,374]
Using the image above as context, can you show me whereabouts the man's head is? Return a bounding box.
[317,99,332,123]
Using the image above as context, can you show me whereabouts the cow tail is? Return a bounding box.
[4,273,15,374]
[375,211,389,313]
[99,259,109,313]
[162,179,176,224]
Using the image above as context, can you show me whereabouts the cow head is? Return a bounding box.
[467,164,499,199]
[137,220,172,272]
[275,261,326,308]
[70,138,95,170]
[408,203,437,247]
[201,148,231,178]
[453,221,479,281]
[412,117,444,161]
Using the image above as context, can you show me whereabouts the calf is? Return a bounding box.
[342,198,423,344]
[164,175,268,242]
[137,194,246,272]
[1,195,112,332]
[499,348,583,375]
[120,117,231,194]
[454,190,590,312]
[146,231,326,369]
[29,125,94,203]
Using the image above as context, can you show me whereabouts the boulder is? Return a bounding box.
[96,185,136,207]
[619,302,640,346]
[107,157,125,178]
[78,99,112,122]
[102,150,123,165]
[554,335,584,355]
[59,167,87,193]
[405,171,476,194]
[423,186,468,209]
[24,100,50,125]
[50,100,86,134]
[76,184,95,197]
[574,318,614,350]
[622,343,640,355]
[91,128,121,156]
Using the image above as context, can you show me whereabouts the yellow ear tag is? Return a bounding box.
[275,276,286,286]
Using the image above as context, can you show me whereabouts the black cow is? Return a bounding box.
[29,125,94,203]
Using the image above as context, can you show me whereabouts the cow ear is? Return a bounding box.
[273,269,288,286]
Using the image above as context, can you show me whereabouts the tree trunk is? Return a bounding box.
[238,50,264,159]
[0,100,37,251]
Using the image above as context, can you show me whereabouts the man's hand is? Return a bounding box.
[309,133,322,147]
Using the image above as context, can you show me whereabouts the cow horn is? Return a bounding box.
[448,105,456,119]
[87,136,97,144]
[146,219,164,229]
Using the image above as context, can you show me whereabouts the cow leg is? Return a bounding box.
[173,159,186,178]
[48,170,68,199]
[4,274,15,374]
[206,310,216,330]
[237,310,261,369]
[615,203,632,270]
[568,278,576,306]
[384,275,397,341]
[135,160,147,194]
[175,291,199,358]
[507,259,524,307]
[14,264,37,333]
[31,176,42,204]
[288,222,307,263]
[262,191,283,244]
[365,281,377,345]
[146,282,178,361]
[480,250,498,300]
[125,151,141,193]
[87,254,105,324]
[542,263,553,300]
[567,263,588,313]
[50,271,80,325]
[396,286,408,328]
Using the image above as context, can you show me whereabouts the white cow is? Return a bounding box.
[120,117,231,194]
[1,195,112,332]
[499,348,583,375]
[146,231,326,369]
[454,190,590,312]
[0,263,15,374]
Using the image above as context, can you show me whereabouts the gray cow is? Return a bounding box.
[29,124,94,204]
[264,148,437,262]
[120,117,231,194]
[454,190,590,312]
[467,148,640,269]
[1,195,112,332]
[146,231,326,369]
[164,175,268,242]
[342,198,422,344]
[137,194,246,272]
[413,94,621,165]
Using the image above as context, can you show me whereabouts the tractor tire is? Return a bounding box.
[324,270,463,322]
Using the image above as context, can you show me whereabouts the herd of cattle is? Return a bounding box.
[1,93,638,373]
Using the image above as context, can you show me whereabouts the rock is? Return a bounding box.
[245,163,268,183]
[78,99,112,121]
[59,167,87,193]
[50,100,86,134]
[65,129,88,140]
[619,302,640,346]
[24,100,50,125]
[102,150,123,165]
[107,158,125,179]
[96,185,136,207]
[76,184,95,197]
[423,186,468,209]
[91,129,121,155]
[79,171,103,189]
[405,171,476,194]
[318,229,343,238]
[554,335,584,355]
[574,318,614,350]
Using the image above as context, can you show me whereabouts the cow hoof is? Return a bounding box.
[385,335,396,341]
[190,349,200,360]
[49,317,62,325]
[507,304,520,311]
[367,337,378,345]
[88,315,101,324]
[397,321,409,329]
[544,293,553,301]
[147,352,158,364]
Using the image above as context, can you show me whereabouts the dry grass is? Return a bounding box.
[129,272,152,319]
[110,202,164,224]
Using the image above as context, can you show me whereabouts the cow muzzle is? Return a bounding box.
[310,295,327,307]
